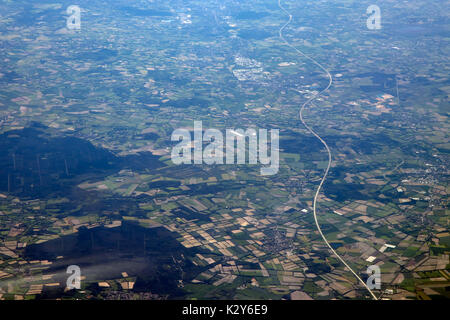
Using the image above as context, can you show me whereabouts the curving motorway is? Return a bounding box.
[277,0,378,300]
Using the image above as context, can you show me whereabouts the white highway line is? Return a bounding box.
[277,0,378,300]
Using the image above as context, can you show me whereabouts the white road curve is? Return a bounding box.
[277,0,378,300]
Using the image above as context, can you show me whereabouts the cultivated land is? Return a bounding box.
[0,0,448,300]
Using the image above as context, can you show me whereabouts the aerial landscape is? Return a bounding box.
[0,0,449,303]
